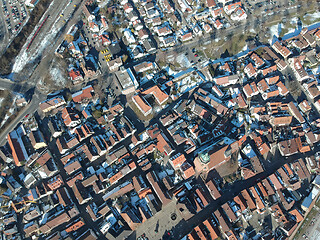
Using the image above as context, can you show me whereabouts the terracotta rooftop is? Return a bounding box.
[180,161,195,179]
[213,209,230,233]
[206,179,221,200]
[132,94,152,115]
[202,219,219,239]
[221,202,237,222]
[240,189,256,211]
[268,174,283,190]
[140,85,169,105]
[146,171,171,206]
[72,85,94,103]
[272,41,291,58]
[39,96,66,112]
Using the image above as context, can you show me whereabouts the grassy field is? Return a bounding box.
[202,33,253,60]
[301,11,320,26]
[275,9,320,38]
[279,21,297,38]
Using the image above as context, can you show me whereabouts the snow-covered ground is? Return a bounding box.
[304,12,320,23]
[49,66,66,85]
[12,1,74,73]
[231,113,244,127]
[290,17,299,25]
[12,18,61,73]
[241,44,248,52]
[0,95,17,128]
[269,23,282,39]
[176,74,203,94]
[312,66,320,75]
[269,12,320,43]
[176,54,192,68]
[163,66,179,75]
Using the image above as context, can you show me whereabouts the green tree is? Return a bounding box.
[92,110,102,118]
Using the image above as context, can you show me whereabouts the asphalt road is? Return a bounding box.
[26,0,85,83]
[0,0,86,144]
[157,1,319,62]
[0,77,15,90]
[0,1,317,239]
[0,76,37,93]
[0,75,48,147]
[0,89,46,146]
[12,0,84,80]
[0,0,85,145]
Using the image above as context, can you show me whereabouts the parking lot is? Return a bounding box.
[0,0,27,36]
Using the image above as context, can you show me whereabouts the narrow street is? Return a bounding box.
[0,0,319,239]
[46,141,109,240]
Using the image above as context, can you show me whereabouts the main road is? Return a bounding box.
[0,89,46,146]
[11,0,85,80]
[0,0,86,145]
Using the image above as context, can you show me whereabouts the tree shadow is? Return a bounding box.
[24,87,35,102]
[220,49,230,59]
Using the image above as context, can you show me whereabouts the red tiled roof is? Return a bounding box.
[208,145,230,170]
[214,209,230,232]
[268,174,283,190]
[68,69,83,82]
[289,209,304,223]
[257,182,268,198]
[65,220,85,233]
[140,85,169,105]
[72,86,94,103]
[233,195,246,212]
[222,202,237,222]
[250,53,264,68]
[46,174,64,191]
[206,0,216,8]
[66,171,84,187]
[170,153,186,168]
[206,179,221,200]
[180,161,195,179]
[249,186,265,213]
[146,171,171,206]
[132,94,152,115]
[240,189,256,211]
[262,178,275,196]
[202,219,219,239]
[262,65,277,76]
